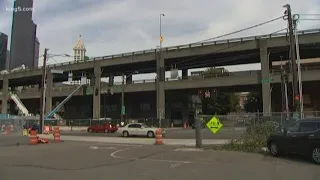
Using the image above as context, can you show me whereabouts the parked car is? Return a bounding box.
[267,118,320,164]
[117,123,164,138]
[87,121,118,133]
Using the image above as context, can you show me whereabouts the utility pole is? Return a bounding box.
[283,4,299,111]
[121,73,125,124]
[293,14,304,119]
[39,48,48,134]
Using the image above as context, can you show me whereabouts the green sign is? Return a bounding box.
[206,116,223,134]
[86,88,91,95]
[121,106,126,115]
[261,77,274,84]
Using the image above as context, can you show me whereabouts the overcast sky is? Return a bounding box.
[0,0,320,80]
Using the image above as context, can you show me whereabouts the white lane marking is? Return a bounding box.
[90,146,98,149]
[90,146,116,150]
[96,143,142,147]
[110,145,143,159]
[110,145,191,164]
[170,163,183,168]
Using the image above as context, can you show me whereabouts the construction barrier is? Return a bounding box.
[44,126,50,134]
[53,126,61,143]
[29,130,38,145]
[154,129,163,145]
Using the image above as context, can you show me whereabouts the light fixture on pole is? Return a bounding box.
[157,13,165,128]
[121,71,138,124]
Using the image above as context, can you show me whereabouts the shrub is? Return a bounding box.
[216,121,279,153]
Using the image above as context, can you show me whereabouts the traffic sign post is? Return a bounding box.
[121,106,126,115]
[206,116,223,134]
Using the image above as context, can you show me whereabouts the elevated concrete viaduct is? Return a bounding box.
[1,29,320,122]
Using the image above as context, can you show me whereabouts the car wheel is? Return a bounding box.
[269,142,280,157]
[88,129,93,133]
[311,147,320,165]
[105,129,109,133]
[123,131,129,137]
[147,131,154,138]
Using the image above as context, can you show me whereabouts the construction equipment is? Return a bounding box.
[9,92,31,116]
[46,84,84,119]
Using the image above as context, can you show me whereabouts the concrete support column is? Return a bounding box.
[45,71,53,115]
[260,39,271,116]
[108,74,114,86]
[93,64,101,119]
[157,50,166,125]
[126,75,132,84]
[182,69,188,79]
[1,76,9,114]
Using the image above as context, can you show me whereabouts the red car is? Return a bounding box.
[87,122,118,133]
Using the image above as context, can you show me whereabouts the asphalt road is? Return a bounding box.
[0,140,319,180]
[61,127,246,139]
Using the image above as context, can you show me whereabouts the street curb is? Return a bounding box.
[38,134,230,146]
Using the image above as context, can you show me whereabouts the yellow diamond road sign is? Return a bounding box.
[206,116,223,134]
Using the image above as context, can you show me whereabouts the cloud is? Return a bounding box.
[0,0,319,70]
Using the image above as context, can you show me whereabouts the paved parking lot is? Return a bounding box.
[0,140,319,180]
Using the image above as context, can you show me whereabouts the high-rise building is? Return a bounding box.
[9,0,40,69]
[0,32,8,71]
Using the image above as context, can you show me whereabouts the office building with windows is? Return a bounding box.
[9,0,39,69]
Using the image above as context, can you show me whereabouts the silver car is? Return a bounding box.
[118,123,161,138]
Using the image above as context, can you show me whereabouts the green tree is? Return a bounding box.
[244,92,262,112]
[201,67,240,115]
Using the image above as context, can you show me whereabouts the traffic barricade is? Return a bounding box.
[154,128,163,145]
[29,130,38,145]
[53,126,61,143]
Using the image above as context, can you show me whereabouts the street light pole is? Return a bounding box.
[157,13,165,127]
[39,48,48,134]
[121,73,125,124]
[121,72,137,124]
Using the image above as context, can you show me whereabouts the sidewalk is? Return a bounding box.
[39,134,230,146]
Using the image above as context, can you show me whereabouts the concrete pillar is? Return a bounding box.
[108,74,114,86]
[157,49,166,125]
[126,75,132,84]
[1,76,9,114]
[260,39,271,116]
[93,64,101,119]
[182,69,188,79]
[45,71,53,115]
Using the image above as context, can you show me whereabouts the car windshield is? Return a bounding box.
[142,124,150,128]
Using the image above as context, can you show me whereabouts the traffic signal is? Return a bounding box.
[294,95,300,101]
[198,90,203,98]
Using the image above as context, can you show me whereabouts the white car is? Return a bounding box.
[118,123,160,138]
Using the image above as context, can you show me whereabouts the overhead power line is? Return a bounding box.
[299,18,320,21]
[298,14,320,16]
[195,16,284,43]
